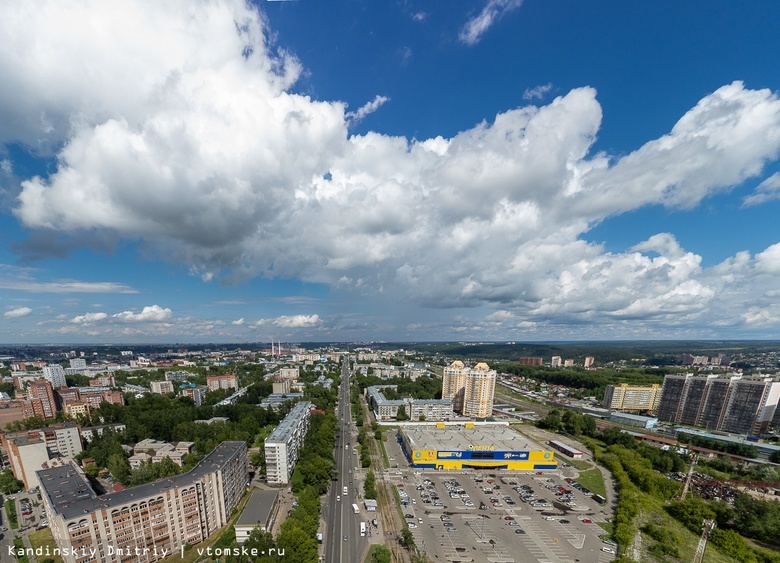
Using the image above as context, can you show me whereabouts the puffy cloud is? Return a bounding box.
[3,2,780,337]
[113,305,172,322]
[754,243,780,275]
[232,318,245,326]
[743,172,780,207]
[72,312,108,323]
[4,306,32,318]
[459,0,524,46]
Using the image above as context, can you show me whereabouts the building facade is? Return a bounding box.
[442,361,496,418]
[366,386,453,421]
[657,373,780,435]
[43,364,67,389]
[1,422,83,489]
[150,380,175,395]
[206,373,239,392]
[603,384,663,412]
[264,401,312,484]
[27,380,58,419]
[399,424,556,471]
[37,441,247,563]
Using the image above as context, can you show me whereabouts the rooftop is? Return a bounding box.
[37,441,245,520]
[266,401,312,443]
[401,425,548,452]
[235,490,278,526]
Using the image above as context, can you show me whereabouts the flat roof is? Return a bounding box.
[401,425,548,452]
[266,401,311,443]
[610,412,659,422]
[236,490,278,527]
[37,441,245,520]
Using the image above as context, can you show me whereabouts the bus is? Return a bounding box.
[360,522,366,537]
[352,503,360,514]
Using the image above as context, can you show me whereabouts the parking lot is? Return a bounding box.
[14,488,47,532]
[385,431,617,562]
[396,471,615,563]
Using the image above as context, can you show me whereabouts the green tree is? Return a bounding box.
[107,452,130,484]
[0,469,23,494]
[276,520,318,563]
[369,545,392,563]
[396,405,409,421]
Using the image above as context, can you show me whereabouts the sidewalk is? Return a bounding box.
[22,533,37,563]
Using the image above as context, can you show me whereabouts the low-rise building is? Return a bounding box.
[234,490,279,543]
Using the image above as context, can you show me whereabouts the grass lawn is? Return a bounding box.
[637,498,738,563]
[565,458,593,471]
[576,468,606,497]
[364,544,392,563]
[12,537,29,563]
[5,499,18,529]
[28,528,64,563]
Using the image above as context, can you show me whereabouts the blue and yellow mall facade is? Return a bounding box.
[399,424,557,471]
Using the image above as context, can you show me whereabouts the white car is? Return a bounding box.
[336,495,341,502]
[601,547,615,554]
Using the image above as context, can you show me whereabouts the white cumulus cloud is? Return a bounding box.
[72,312,108,323]
[4,306,32,318]
[2,2,780,337]
[113,305,172,322]
[743,172,780,207]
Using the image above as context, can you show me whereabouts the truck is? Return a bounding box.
[352,503,360,514]
[343,486,348,495]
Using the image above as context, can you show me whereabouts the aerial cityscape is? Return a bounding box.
[0,341,778,563]
[1,0,780,562]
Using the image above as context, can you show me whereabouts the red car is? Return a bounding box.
[504,516,515,521]
[582,518,592,524]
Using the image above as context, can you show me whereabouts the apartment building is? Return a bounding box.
[442,361,496,418]
[206,373,239,392]
[43,364,67,389]
[25,380,58,419]
[150,380,175,395]
[603,384,663,412]
[37,441,247,563]
[1,422,83,489]
[277,368,299,381]
[584,356,595,368]
[180,386,206,406]
[657,373,780,435]
[264,401,312,484]
[462,363,496,418]
[518,357,543,366]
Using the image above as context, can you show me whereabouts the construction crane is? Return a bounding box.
[680,453,698,501]
[692,519,715,563]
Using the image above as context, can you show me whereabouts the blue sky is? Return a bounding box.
[1,0,780,344]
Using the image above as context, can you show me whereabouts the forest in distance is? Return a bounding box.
[4,339,780,355]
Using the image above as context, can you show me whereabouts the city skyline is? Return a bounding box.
[2,1,780,344]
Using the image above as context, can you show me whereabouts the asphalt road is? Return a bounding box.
[323,357,366,563]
